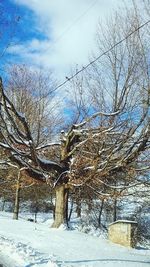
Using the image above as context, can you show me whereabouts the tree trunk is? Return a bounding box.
[76,198,81,218]
[88,200,92,212]
[113,198,117,222]
[51,184,69,228]
[13,171,21,220]
[68,198,74,222]
[34,203,39,223]
[34,211,37,223]
[1,197,6,211]
[98,199,104,227]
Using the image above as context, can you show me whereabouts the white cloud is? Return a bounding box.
[11,0,121,80]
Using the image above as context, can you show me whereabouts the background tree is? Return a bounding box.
[6,64,63,146]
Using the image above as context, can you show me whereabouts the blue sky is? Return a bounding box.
[0,0,47,66]
[1,0,122,80]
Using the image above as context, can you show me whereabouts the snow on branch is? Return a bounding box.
[73,110,120,128]
[37,157,62,173]
[53,170,69,187]
[95,177,142,190]
[0,160,18,169]
[0,142,11,149]
[36,142,61,150]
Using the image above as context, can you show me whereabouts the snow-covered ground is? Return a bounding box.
[0,212,150,267]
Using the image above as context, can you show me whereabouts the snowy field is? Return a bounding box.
[0,212,150,267]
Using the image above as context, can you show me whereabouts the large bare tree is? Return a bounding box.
[0,4,149,228]
[0,73,149,227]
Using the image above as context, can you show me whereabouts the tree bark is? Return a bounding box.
[68,198,74,222]
[1,197,6,211]
[98,199,104,227]
[51,184,69,228]
[76,198,81,218]
[13,171,21,220]
[113,198,117,222]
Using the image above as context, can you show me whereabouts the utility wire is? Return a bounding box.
[1,17,150,102]
[44,0,99,53]
[50,18,150,94]
[51,0,98,45]
[0,0,99,85]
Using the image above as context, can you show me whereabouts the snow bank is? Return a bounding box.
[0,235,59,267]
[0,212,149,266]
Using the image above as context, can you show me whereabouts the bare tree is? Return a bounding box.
[0,4,149,228]
[0,73,149,228]
[6,64,63,146]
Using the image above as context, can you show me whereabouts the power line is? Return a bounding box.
[44,0,99,53]
[0,0,99,86]
[56,0,98,42]
[1,17,150,102]
[51,18,150,93]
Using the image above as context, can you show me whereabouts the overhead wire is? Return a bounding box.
[1,17,150,101]
[48,18,150,95]
[44,0,99,53]
[0,0,99,89]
